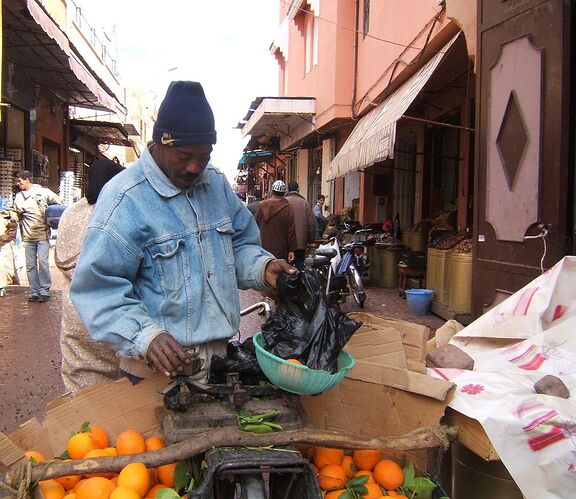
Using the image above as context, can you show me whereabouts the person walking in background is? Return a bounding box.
[255,180,297,262]
[0,209,17,297]
[55,158,124,393]
[10,170,62,302]
[246,190,262,215]
[313,194,329,239]
[285,181,314,269]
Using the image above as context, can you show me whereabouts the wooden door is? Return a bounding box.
[473,0,573,316]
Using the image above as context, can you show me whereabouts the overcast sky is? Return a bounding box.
[78,0,280,182]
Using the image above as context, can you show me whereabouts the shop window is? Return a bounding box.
[308,147,322,203]
[363,0,370,38]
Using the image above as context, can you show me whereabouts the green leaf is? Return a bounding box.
[55,450,70,460]
[407,476,437,499]
[346,475,369,487]
[402,462,415,488]
[156,488,180,499]
[174,460,192,493]
[339,491,357,499]
[80,421,91,433]
[349,483,368,495]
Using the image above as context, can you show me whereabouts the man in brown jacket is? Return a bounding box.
[285,181,315,269]
[255,180,297,262]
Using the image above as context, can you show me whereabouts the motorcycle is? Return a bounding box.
[305,228,371,308]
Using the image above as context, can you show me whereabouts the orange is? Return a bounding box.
[72,479,86,492]
[116,430,146,456]
[110,486,141,499]
[67,433,99,460]
[362,482,384,499]
[286,358,303,364]
[145,484,169,499]
[353,470,375,483]
[145,437,166,452]
[352,449,382,471]
[313,447,344,469]
[386,492,399,497]
[55,463,83,491]
[341,455,355,477]
[39,479,66,499]
[24,450,45,462]
[317,464,347,491]
[83,449,115,479]
[373,459,404,491]
[117,462,151,497]
[62,494,77,499]
[76,477,116,499]
[324,490,347,499]
[87,425,110,449]
[156,463,177,487]
[104,447,118,456]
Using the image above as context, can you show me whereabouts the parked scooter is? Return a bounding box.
[305,228,371,308]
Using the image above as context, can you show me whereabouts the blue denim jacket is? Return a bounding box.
[70,149,273,359]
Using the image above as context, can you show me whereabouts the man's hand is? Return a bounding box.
[264,258,297,289]
[146,332,192,377]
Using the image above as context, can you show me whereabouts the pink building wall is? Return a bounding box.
[278,1,455,129]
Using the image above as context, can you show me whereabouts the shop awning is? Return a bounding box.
[238,150,274,166]
[2,0,125,116]
[327,32,461,181]
[238,97,315,140]
[70,119,138,147]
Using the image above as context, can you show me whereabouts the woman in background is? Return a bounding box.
[55,158,123,392]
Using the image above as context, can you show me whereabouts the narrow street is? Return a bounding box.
[0,252,444,435]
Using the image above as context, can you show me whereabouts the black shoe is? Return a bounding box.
[38,295,51,303]
[27,295,40,302]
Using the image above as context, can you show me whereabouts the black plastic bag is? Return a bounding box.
[262,270,362,373]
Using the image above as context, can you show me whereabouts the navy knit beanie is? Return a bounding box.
[153,81,217,146]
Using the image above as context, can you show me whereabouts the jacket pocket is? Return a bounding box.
[150,239,186,291]
[215,221,235,266]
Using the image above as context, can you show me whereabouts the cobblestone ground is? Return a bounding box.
[0,259,445,435]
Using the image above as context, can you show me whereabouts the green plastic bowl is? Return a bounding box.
[253,332,355,396]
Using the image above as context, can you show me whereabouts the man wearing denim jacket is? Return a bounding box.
[71,81,295,382]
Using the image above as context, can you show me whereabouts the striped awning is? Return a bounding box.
[327,32,460,181]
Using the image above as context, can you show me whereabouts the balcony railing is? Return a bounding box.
[37,0,118,77]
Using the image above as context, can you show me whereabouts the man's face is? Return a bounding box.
[318,197,325,206]
[152,143,213,189]
[15,177,32,191]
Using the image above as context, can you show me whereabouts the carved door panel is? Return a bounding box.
[473,0,572,316]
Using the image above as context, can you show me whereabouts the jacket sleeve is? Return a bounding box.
[287,207,298,252]
[306,205,315,243]
[70,225,165,359]
[223,179,273,290]
[44,188,63,205]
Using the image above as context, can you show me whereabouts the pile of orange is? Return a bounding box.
[310,447,408,498]
[24,425,178,499]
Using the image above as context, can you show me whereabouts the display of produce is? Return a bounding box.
[450,238,473,254]
[309,446,442,498]
[433,230,469,250]
[376,235,403,247]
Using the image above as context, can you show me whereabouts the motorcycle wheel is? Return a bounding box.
[348,265,366,308]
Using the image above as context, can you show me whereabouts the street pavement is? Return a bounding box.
[0,255,445,435]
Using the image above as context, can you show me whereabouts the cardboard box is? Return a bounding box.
[301,313,455,470]
[0,376,167,472]
[0,314,454,476]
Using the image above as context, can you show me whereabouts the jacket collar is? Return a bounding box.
[141,147,211,198]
